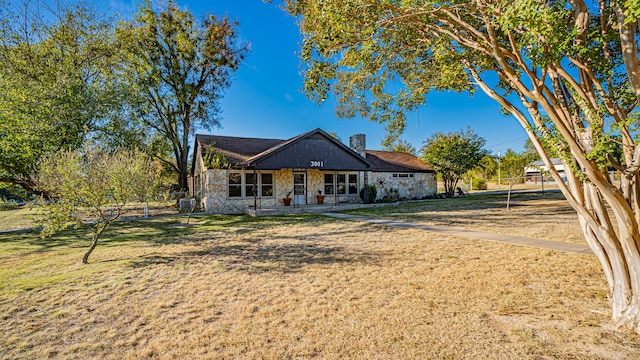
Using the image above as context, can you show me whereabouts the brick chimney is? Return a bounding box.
[350,134,366,158]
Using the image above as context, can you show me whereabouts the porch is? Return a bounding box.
[244,202,393,217]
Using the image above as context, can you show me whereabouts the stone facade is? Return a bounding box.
[192,129,437,214]
[369,172,437,201]
[194,166,436,214]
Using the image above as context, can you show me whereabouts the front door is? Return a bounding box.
[293,172,306,205]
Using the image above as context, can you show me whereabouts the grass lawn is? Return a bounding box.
[345,191,586,244]
[1,197,640,358]
[0,207,40,231]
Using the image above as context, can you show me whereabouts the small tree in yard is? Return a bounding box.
[501,149,536,210]
[421,128,489,198]
[37,148,162,264]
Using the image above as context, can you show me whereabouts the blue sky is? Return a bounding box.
[99,0,528,154]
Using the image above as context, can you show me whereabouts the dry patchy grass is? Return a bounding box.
[348,191,585,243]
[1,212,640,359]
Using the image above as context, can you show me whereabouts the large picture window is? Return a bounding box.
[326,172,358,196]
[227,171,274,198]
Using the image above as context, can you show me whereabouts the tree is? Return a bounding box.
[37,148,162,264]
[386,139,417,155]
[501,149,536,210]
[523,139,542,161]
[0,1,127,195]
[421,128,488,198]
[118,0,248,191]
[286,1,640,331]
[475,155,498,181]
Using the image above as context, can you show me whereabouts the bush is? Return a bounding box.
[380,188,401,203]
[359,184,377,204]
[472,178,487,190]
[0,201,18,211]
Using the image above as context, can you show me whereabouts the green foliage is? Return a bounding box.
[523,139,542,161]
[0,201,18,211]
[475,155,498,180]
[117,0,249,190]
[0,1,126,193]
[359,184,377,204]
[421,128,489,197]
[386,139,417,156]
[203,145,229,169]
[472,178,487,191]
[36,147,162,263]
[623,0,640,23]
[327,131,342,142]
[501,149,536,186]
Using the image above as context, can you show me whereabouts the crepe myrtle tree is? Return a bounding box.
[501,149,536,210]
[37,148,162,264]
[285,0,640,332]
[421,128,488,198]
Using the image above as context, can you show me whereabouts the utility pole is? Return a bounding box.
[497,151,501,189]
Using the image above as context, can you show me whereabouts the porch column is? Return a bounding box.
[253,167,257,210]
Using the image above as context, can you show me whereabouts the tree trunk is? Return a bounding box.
[82,234,99,264]
[82,224,109,264]
[559,165,640,332]
[506,181,513,210]
[576,186,640,332]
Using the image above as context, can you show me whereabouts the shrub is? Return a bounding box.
[380,188,401,203]
[359,184,377,204]
[0,201,18,211]
[472,178,487,190]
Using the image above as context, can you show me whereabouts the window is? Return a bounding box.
[228,171,273,198]
[261,173,273,197]
[348,174,358,194]
[228,172,242,197]
[245,173,255,197]
[325,173,358,195]
[392,173,414,178]
[324,174,334,195]
[337,174,346,194]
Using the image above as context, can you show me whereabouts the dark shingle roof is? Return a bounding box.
[365,150,434,173]
[195,134,286,165]
[194,131,433,173]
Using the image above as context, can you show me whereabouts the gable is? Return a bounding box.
[250,134,370,170]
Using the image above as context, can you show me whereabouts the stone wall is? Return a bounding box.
[369,172,436,200]
[198,168,436,214]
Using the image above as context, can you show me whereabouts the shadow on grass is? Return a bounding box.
[344,192,568,216]
[0,229,87,253]
[2,213,379,272]
[128,217,380,273]
[131,241,379,274]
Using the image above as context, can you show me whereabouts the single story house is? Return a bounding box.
[191,128,436,214]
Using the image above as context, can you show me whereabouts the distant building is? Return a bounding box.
[191,128,436,214]
[525,158,566,183]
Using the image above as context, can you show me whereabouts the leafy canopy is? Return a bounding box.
[37,147,162,264]
[117,0,248,190]
[0,1,125,193]
[421,127,488,197]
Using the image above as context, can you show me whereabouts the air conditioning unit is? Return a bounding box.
[179,198,195,211]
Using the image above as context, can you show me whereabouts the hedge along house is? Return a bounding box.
[191,128,436,214]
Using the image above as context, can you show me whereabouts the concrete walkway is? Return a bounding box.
[321,212,593,255]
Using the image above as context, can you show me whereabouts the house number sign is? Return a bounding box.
[310,160,324,167]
